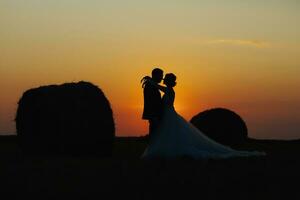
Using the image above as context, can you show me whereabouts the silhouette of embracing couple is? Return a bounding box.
[140,67,265,159]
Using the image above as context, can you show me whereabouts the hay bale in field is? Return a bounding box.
[15,81,115,156]
[190,108,248,147]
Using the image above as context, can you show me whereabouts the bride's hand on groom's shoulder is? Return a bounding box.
[141,76,151,88]
[141,76,151,82]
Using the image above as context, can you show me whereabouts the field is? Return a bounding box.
[1,136,300,199]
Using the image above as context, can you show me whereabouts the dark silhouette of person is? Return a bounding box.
[141,68,164,140]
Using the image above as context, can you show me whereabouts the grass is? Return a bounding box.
[0,135,300,199]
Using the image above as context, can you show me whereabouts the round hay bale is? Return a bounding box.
[190,108,248,146]
[15,81,115,156]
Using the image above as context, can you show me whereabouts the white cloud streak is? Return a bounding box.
[206,39,270,48]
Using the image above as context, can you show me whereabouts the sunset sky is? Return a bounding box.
[1,0,299,139]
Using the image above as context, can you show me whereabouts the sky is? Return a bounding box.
[0,0,300,139]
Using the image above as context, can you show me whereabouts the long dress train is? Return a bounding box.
[142,88,265,159]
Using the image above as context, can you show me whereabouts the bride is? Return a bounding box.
[141,73,265,159]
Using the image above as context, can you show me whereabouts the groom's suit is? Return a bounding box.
[142,81,163,139]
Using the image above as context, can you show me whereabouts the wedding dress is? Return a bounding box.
[142,87,265,159]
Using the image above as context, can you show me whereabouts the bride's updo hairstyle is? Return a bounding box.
[164,73,177,87]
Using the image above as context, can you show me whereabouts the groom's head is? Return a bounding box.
[152,68,164,83]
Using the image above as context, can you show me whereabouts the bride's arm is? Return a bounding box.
[146,79,167,93]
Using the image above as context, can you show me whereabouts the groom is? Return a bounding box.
[142,68,164,140]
